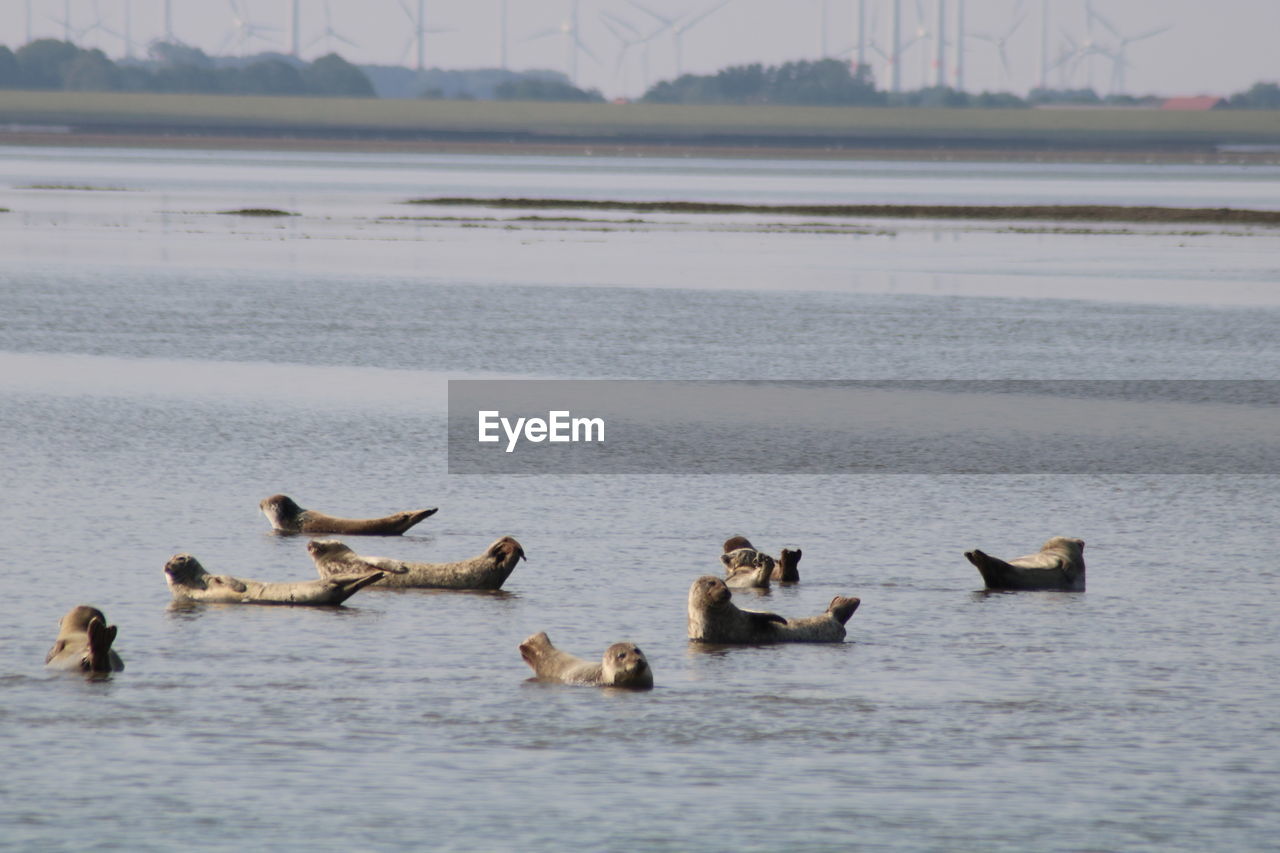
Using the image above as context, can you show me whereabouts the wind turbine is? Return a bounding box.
[398,0,453,73]
[525,0,597,86]
[101,0,142,59]
[600,10,649,92]
[1087,6,1170,95]
[48,0,107,44]
[221,0,278,55]
[307,0,357,56]
[971,0,1025,84]
[902,0,934,86]
[631,0,731,79]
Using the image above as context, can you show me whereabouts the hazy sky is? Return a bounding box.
[8,1,1279,99]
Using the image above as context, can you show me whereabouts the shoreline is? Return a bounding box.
[2,90,1278,165]
[408,197,1280,227]
[2,129,1278,165]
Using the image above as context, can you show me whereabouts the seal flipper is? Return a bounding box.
[827,596,861,625]
[518,632,553,668]
[324,571,386,604]
[744,609,787,630]
[399,507,439,532]
[85,617,117,673]
[45,639,66,665]
[211,575,249,593]
[776,548,802,582]
[964,549,1016,587]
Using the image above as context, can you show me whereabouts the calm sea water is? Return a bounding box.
[1,146,1278,852]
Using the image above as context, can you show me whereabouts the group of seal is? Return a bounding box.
[44,491,1083,688]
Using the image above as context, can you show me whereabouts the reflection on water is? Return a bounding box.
[0,147,1278,852]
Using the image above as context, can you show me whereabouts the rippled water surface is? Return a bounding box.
[1,146,1278,852]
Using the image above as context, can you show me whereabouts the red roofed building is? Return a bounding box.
[1161,96,1225,110]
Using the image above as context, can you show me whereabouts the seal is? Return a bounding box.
[518,632,653,689]
[687,575,859,643]
[259,494,438,536]
[307,536,526,590]
[163,553,385,605]
[722,536,802,582]
[721,547,774,589]
[964,536,1086,591]
[45,605,124,673]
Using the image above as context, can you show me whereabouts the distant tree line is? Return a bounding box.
[642,59,884,106]
[2,39,1277,109]
[1222,82,1280,109]
[0,39,374,97]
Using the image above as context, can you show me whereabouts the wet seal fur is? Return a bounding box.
[687,575,859,643]
[721,547,775,589]
[45,605,124,673]
[723,536,802,582]
[307,536,526,590]
[518,632,653,688]
[964,536,1086,591]
[259,493,438,536]
[164,553,385,605]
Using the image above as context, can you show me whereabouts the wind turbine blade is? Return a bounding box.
[523,27,564,42]
[575,35,600,65]
[1129,25,1171,43]
[678,0,731,34]
[1091,8,1122,41]
[601,10,642,39]
[627,0,675,26]
[600,15,631,44]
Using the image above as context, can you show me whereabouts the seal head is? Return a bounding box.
[45,605,124,673]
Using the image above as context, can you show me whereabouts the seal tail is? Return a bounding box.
[85,617,117,673]
[398,507,439,533]
[326,571,386,604]
[775,548,802,582]
[964,549,1014,587]
[518,632,553,668]
[827,596,860,625]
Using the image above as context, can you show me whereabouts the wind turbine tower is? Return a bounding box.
[855,0,866,70]
[1038,0,1048,89]
[819,0,828,58]
[890,0,902,93]
[417,0,426,72]
[290,0,300,56]
[934,0,946,87]
[954,0,965,91]
[499,0,508,69]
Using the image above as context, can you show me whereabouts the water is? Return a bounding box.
[1,146,1278,852]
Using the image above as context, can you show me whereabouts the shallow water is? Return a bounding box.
[1,146,1278,852]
